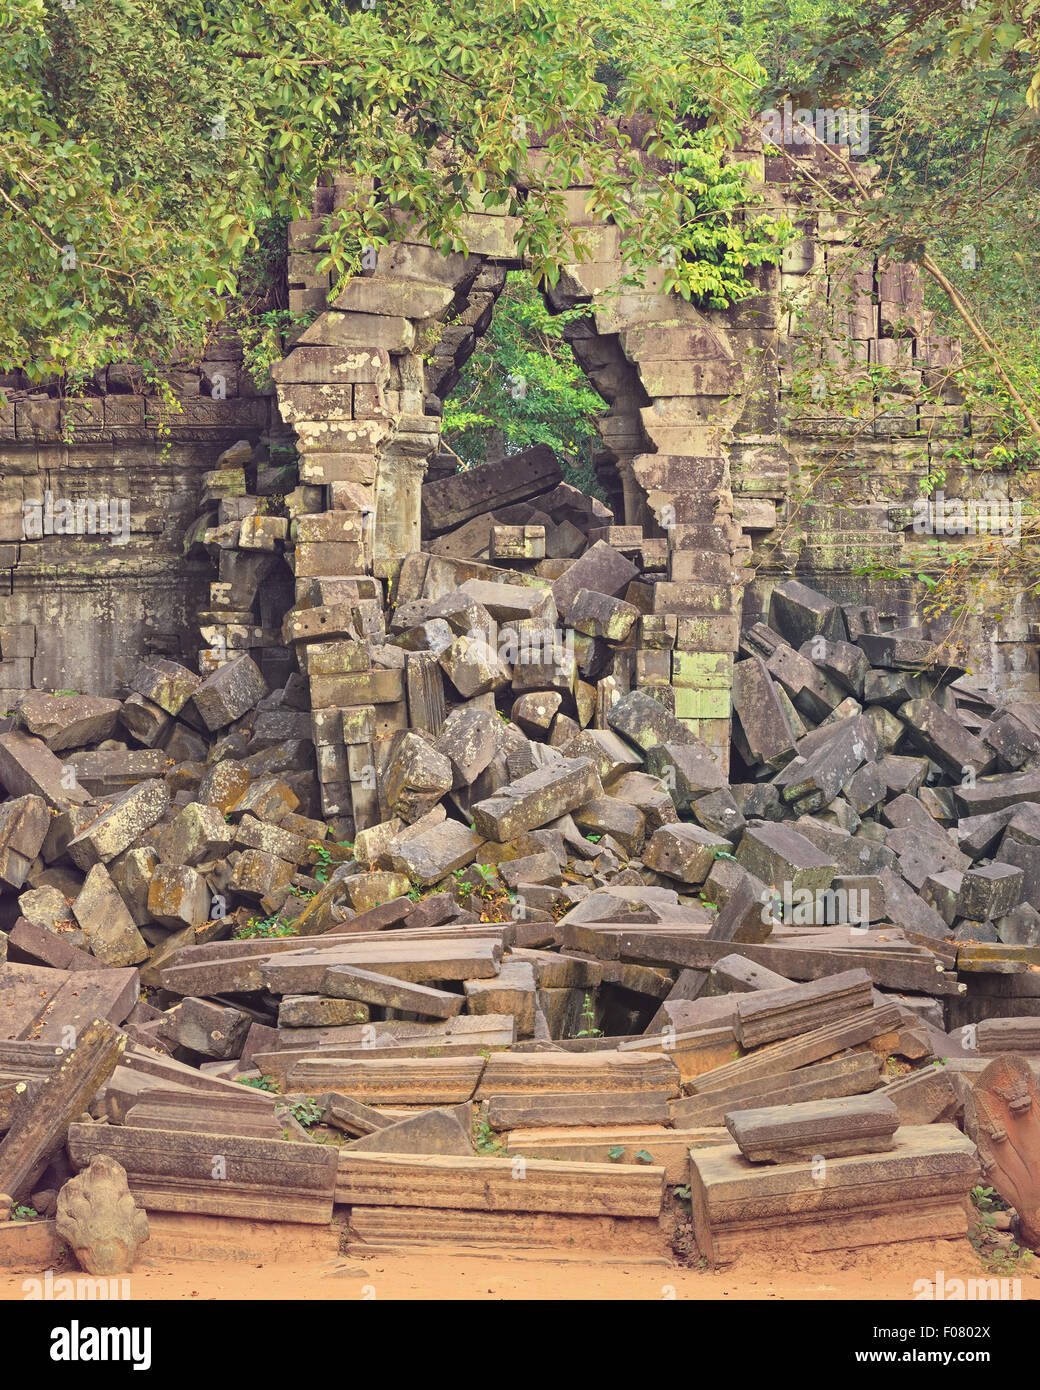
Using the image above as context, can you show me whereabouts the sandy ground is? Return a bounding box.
[2,1237,1037,1301]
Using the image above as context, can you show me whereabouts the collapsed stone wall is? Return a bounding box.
[0,351,275,699]
[0,130,1035,737]
[265,139,1037,811]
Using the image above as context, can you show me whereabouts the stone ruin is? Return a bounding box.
[0,133,1038,1276]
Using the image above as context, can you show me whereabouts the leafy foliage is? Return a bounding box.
[1,0,789,379]
[741,0,1040,621]
[233,915,297,939]
[442,272,605,493]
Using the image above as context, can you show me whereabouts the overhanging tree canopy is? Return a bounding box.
[0,0,787,380]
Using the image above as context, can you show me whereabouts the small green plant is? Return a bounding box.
[674,1185,691,1202]
[234,915,297,939]
[585,833,601,844]
[452,868,474,895]
[968,1185,1035,1274]
[238,1075,278,1092]
[278,1096,323,1127]
[12,1204,39,1220]
[574,992,603,1039]
[634,1150,654,1164]
[311,843,335,883]
[473,1113,505,1155]
[607,1146,625,1161]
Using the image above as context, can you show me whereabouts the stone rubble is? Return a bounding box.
[1,479,1038,1266]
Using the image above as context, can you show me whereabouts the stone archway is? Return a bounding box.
[270,154,753,816]
[259,132,1035,834]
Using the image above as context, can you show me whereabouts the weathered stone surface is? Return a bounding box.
[643,822,729,884]
[19,694,121,751]
[568,588,640,642]
[0,794,49,889]
[882,1065,959,1125]
[346,1108,475,1156]
[644,740,728,809]
[197,760,250,814]
[956,864,1023,921]
[766,645,845,722]
[147,864,211,930]
[433,707,503,787]
[477,1051,680,1098]
[158,997,251,1059]
[689,1125,979,1266]
[563,730,643,788]
[487,1090,670,1131]
[260,939,502,992]
[921,869,963,926]
[72,865,149,966]
[955,771,1040,817]
[277,995,371,1027]
[551,543,640,619]
[422,445,561,533]
[511,691,563,737]
[157,802,234,867]
[388,819,485,885]
[0,731,90,809]
[608,689,705,756]
[188,654,268,731]
[383,732,453,822]
[464,961,537,1035]
[228,849,295,901]
[0,1018,126,1210]
[735,822,837,894]
[66,779,170,869]
[571,797,646,855]
[289,1055,485,1105]
[321,964,465,1019]
[15,889,85,943]
[472,757,602,842]
[339,870,410,913]
[725,1092,900,1163]
[690,1003,901,1094]
[117,694,171,747]
[976,1018,1040,1054]
[800,638,869,698]
[731,657,797,768]
[336,1148,664,1216]
[768,580,846,647]
[899,699,993,778]
[733,969,874,1048]
[55,1154,149,1275]
[691,788,745,841]
[129,659,201,716]
[66,1122,337,1224]
[671,1053,881,1127]
[778,716,879,812]
[439,633,511,698]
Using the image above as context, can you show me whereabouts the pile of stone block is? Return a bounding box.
[2,548,1040,1268]
[181,436,298,693]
